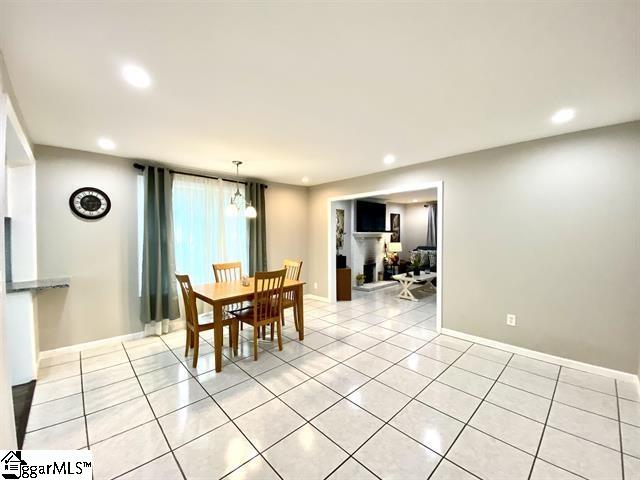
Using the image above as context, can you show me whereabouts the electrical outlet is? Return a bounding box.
[313,282,318,289]
[506,314,517,326]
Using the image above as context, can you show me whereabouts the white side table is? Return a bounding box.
[392,272,437,301]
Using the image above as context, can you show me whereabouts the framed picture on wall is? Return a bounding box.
[390,213,400,242]
[336,208,345,251]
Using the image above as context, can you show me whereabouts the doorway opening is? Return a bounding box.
[327,181,443,332]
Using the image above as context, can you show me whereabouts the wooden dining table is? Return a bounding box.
[193,277,305,372]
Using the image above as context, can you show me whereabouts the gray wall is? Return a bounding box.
[35,145,309,350]
[306,122,640,373]
[36,146,140,350]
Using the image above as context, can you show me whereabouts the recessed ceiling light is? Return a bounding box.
[551,108,575,124]
[97,137,116,151]
[122,64,151,89]
[412,199,418,203]
[383,154,396,165]
[301,176,309,184]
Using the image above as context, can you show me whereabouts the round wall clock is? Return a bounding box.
[69,187,111,220]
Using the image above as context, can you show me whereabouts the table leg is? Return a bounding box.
[213,303,223,372]
[296,285,304,340]
[397,279,417,301]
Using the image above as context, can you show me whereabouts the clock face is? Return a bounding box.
[69,187,111,220]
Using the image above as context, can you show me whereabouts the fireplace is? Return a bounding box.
[363,262,376,284]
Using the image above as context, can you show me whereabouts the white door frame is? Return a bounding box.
[327,180,444,332]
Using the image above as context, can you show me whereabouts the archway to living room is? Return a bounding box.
[326,181,443,333]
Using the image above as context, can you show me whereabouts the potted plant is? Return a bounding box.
[356,273,366,286]
[411,251,422,275]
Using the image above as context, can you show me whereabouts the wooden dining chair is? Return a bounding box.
[212,261,251,330]
[176,273,238,367]
[232,268,286,361]
[282,259,303,330]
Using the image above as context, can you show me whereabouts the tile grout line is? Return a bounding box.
[78,349,90,451]
[119,342,188,480]
[425,351,515,480]
[157,333,287,480]
[616,380,626,480]
[526,364,562,480]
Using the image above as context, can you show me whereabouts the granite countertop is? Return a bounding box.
[6,277,71,293]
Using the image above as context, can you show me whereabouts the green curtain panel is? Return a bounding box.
[140,166,180,323]
[247,182,267,275]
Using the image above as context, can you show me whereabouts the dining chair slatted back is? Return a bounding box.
[232,268,287,360]
[213,262,242,283]
[175,273,237,367]
[282,259,303,330]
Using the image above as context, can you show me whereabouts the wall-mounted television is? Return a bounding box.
[356,200,386,232]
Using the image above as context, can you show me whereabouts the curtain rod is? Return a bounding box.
[133,163,267,188]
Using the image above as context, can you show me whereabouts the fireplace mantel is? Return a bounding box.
[353,232,387,239]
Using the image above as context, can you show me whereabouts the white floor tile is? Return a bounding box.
[174,422,258,479]
[548,401,620,450]
[375,364,431,397]
[486,382,551,422]
[316,364,369,396]
[466,344,512,364]
[138,363,191,394]
[554,382,618,420]
[344,351,393,378]
[270,341,314,362]
[263,424,348,480]
[91,421,170,480]
[131,351,179,375]
[386,333,427,351]
[499,366,556,399]
[318,341,361,362]
[82,363,135,392]
[617,381,640,403]
[366,342,411,363]
[82,350,129,373]
[400,353,449,379]
[620,397,640,426]
[417,381,481,422]
[26,393,84,431]
[224,456,279,480]
[342,332,381,350]
[415,343,462,364]
[621,422,640,457]
[38,361,80,383]
[453,352,504,380]
[469,402,544,454]
[508,355,560,380]
[32,375,82,405]
[446,427,533,480]
[235,398,305,451]
[530,459,583,480]
[437,367,494,398]
[256,364,309,395]
[390,400,464,455]
[86,396,155,444]
[559,367,616,395]
[84,377,143,414]
[213,379,275,419]
[430,460,478,480]
[431,335,472,352]
[624,454,640,479]
[23,417,87,450]
[326,459,378,480]
[290,351,338,376]
[312,399,383,453]
[147,378,207,417]
[538,427,622,480]
[348,380,411,421]
[355,425,441,480]
[279,379,341,420]
[118,453,183,480]
[159,397,228,448]
[197,363,251,395]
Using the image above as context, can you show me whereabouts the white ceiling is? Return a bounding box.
[1,2,638,186]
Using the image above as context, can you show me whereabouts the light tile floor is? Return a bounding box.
[27,286,639,480]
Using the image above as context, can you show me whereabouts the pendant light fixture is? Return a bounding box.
[227,161,257,219]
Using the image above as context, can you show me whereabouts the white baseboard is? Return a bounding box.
[303,294,330,303]
[39,319,186,360]
[442,328,640,385]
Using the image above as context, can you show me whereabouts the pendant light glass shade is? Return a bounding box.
[245,202,257,218]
